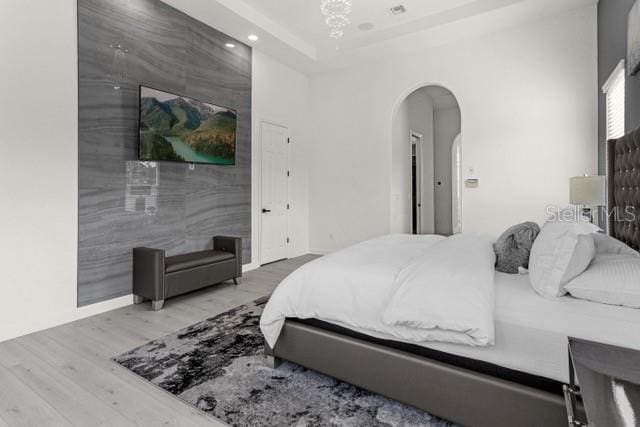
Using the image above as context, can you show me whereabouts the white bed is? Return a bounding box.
[262,234,640,384]
[423,272,640,383]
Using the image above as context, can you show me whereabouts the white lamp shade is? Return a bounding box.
[570,176,606,206]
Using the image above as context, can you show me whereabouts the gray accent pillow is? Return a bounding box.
[494,222,541,274]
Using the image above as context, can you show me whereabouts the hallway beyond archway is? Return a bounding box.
[391,85,461,236]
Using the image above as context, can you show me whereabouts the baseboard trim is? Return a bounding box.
[309,248,333,255]
[243,262,259,273]
[1,258,294,343]
[0,294,133,344]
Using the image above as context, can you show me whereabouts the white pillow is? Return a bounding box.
[592,233,640,257]
[528,220,599,298]
[562,234,597,283]
[566,254,640,308]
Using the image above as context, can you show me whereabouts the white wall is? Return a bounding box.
[0,0,100,343]
[0,3,310,342]
[433,106,461,235]
[251,50,311,265]
[391,99,410,233]
[309,5,598,253]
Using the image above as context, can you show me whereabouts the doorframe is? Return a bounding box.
[451,133,463,234]
[410,130,423,234]
[259,120,291,266]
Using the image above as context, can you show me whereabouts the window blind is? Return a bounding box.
[601,60,626,234]
[603,60,626,140]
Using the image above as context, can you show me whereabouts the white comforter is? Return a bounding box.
[383,234,496,345]
[260,233,496,349]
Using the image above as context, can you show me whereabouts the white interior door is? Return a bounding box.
[260,122,289,264]
[421,133,435,235]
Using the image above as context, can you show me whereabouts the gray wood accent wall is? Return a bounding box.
[78,0,252,306]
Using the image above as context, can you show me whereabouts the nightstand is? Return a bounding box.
[565,338,640,426]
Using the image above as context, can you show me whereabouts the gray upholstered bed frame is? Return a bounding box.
[265,127,640,427]
[607,127,640,250]
[265,321,571,426]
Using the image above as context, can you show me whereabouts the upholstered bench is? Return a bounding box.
[133,236,242,310]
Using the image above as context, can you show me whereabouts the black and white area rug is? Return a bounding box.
[114,298,454,426]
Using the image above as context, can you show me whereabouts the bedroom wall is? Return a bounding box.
[1,0,90,342]
[309,5,598,253]
[391,96,411,233]
[252,50,311,262]
[597,0,640,174]
[0,0,310,342]
[77,0,252,306]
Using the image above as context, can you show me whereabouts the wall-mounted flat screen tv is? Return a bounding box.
[138,86,237,165]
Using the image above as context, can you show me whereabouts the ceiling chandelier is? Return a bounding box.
[320,0,352,39]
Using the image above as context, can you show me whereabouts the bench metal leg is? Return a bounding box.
[151,299,165,311]
[133,295,144,304]
[233,277,241,285]
[265,355,282,369]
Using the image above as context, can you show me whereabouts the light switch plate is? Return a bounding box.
[465,178,479,188]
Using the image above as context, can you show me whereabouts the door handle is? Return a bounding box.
[262,208,271,213]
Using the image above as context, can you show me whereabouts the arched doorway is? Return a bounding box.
[391,85,461,236]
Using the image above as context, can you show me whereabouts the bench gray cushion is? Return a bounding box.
[165,250,234,273]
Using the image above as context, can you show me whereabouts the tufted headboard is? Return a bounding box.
[607,127,640,250]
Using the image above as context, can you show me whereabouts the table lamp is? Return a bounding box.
[570,175,606,224]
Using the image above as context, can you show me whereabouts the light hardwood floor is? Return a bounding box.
[0,255,318,426]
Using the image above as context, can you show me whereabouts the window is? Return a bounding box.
[602,60,626,140]
[602,60,626,234]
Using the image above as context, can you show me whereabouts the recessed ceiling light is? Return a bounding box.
[389,5,406,15]
[225,43,235,48]
[358,22,374,31]
[248,34,259,42]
